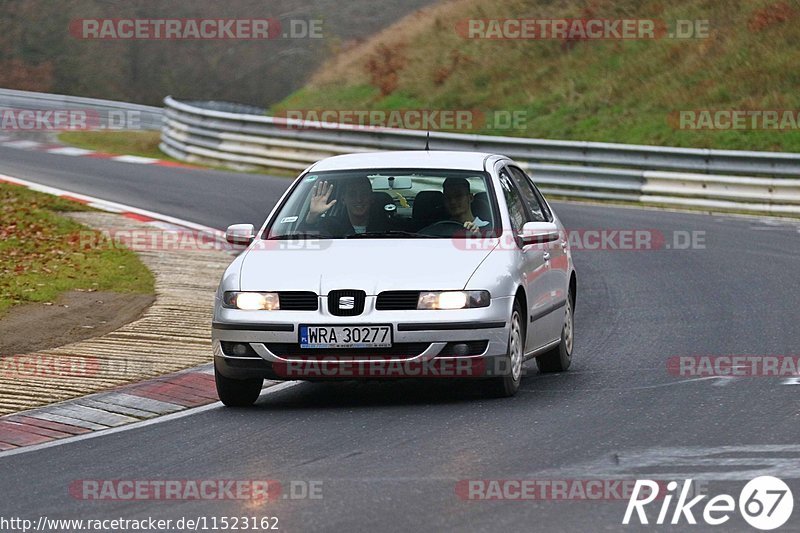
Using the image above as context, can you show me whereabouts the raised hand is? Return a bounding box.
[306,180,337,223]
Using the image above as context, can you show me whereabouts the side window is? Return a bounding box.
[530,182,552,221]
[498,169,529,233]
[508,166,547,222]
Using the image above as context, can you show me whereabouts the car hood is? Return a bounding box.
[238,239,496,294]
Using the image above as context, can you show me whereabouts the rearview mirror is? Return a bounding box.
[370,176,413,190]
[520,221,559,245]
[225,224,255,245]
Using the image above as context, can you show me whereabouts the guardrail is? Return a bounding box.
[0,88,163,130]
[161,96,800,216]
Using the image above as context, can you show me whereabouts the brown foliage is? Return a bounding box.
[365,43,408,96]
[432,49,473,86]
[0,58,54,92]
[748,1,796,32]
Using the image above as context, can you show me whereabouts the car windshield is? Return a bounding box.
[263,168,498,239]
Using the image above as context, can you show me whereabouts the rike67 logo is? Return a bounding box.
[623,476,793,530]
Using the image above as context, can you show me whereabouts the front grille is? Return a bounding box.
[328,289,366,316]
[436,341,489,357]
[279,291,319,311]
[376,291,420,310]
[264,342,430,360]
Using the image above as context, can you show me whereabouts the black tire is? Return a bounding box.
[536,290,574,373]
[485,299,525,398]
[215,365,263,407]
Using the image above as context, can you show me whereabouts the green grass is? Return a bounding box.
[57,131,170,160]
[56,131,292,175]
[273,0,800,152]
[0,183,155,316]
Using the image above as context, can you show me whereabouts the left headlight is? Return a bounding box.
[223,292,280,310]
[417,290,490,310]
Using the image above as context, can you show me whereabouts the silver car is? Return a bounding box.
[212,151,576,406]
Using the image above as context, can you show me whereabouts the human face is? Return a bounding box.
[443,187,472,222]
[344,182,372,220]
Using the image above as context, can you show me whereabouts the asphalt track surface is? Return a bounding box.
[1,145,799,532]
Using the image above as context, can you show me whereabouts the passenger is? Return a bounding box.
[303,177,387,235]
[442,177,490,233]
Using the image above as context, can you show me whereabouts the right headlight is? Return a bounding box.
[222,292,280,310]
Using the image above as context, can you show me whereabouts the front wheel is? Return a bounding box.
[536,291,574,373]
[215,364,263,407]
[484,299,524,397]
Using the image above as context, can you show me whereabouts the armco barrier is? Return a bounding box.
[0,88,163,130]
[160,96,800,216]
[4,88,798,216]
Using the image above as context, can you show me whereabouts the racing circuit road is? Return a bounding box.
[0,144,799,531]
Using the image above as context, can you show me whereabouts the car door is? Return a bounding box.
[506,165,566,346]
[496,164,552,353]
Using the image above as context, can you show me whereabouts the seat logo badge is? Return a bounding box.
[339,296,355,310]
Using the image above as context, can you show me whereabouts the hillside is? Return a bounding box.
[0,0,436,107]
[274,0,800,151]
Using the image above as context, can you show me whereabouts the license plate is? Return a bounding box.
[299,325,392,349]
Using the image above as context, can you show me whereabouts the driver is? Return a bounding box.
[442,177,490,233]
[302,176,388,235]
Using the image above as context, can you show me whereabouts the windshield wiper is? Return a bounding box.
[346,231,436,239]
[265,232,331,240]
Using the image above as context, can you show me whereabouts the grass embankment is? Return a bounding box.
[57,131,168,160]
[0,183,155,316]
[273,0,800,152]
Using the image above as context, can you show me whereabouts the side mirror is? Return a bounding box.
[225,224,255,245]
[520,221,559,246]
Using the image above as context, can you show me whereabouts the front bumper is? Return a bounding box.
[212,296,513,380]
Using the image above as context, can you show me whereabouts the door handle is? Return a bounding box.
[560,240,567,250]
[543,251,551,262]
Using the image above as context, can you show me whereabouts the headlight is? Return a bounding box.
[223,292,280,310]
[417,291,490,310]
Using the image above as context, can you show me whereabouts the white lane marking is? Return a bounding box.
[47,146,96,156]
[0,381,301,459]
[2,140,41,149]
[536,445,800,481]
[87,202,123,212]
[520,376,733,393]
[112,155,159,164]
[0,173,225,240]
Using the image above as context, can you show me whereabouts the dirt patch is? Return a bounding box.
[0,290,154,357]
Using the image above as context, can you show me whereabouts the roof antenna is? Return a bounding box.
[424,131,430,151]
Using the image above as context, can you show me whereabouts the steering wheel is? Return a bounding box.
[418,220,468,237]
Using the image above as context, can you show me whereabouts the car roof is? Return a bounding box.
[307,151,503,172]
